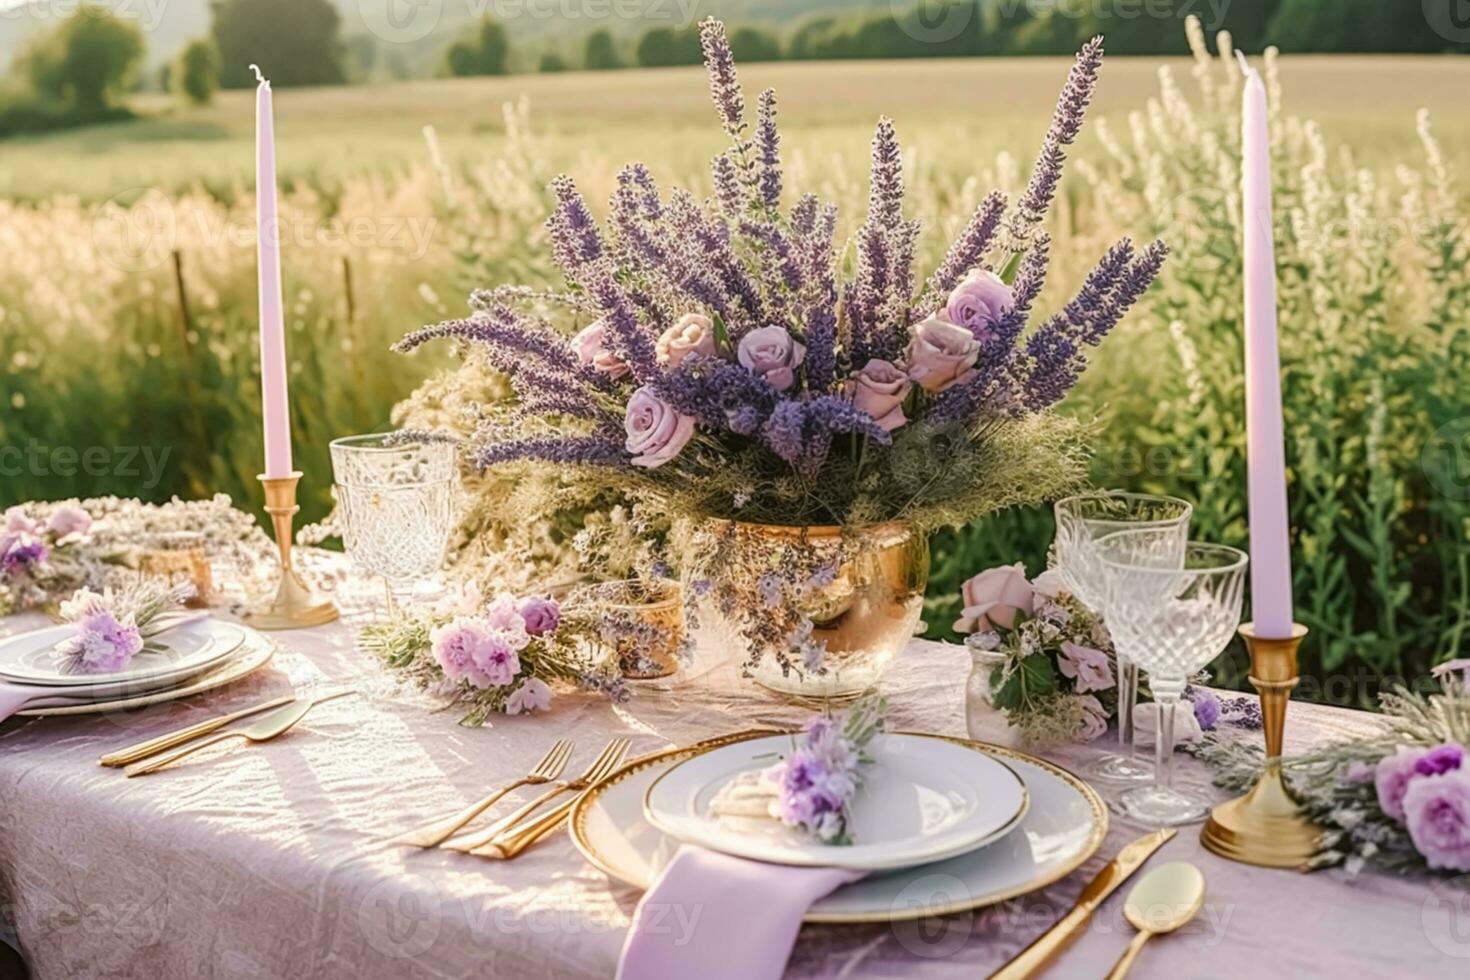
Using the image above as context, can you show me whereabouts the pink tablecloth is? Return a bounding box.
[0,592,1462,979]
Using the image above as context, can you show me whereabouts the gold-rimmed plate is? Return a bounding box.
[570,730,1107,925]
[14,632,276,717]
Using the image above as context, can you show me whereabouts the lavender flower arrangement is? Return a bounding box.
[55,580,195,675]
[393,20,1165,534]
[360,581,627,726]
[1195,661,1470,876]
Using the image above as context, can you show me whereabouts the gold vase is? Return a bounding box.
[694,520,929,702]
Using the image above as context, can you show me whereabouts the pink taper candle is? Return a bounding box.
[254,64,293,479]
[1239,52,1293,638]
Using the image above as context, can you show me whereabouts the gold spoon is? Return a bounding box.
[1104,861,1205,979]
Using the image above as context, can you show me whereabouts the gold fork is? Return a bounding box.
[470,740,632,860]
[443,738,631,853]
[397,739,574,848]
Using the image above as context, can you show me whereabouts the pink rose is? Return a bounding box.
[571,320,630,380]
[1376,746,1430,822]
[472,632,521,687]
[1075,695,1109,743]
[4,507,37,536]
[844,358,911,432]
[737,325,806,392]
[431,619,496,689]
[624,385,696,469]
[953,563,1034,634]
[945,270,1014,339]
[1031,568,1068,601]
[656,313,717,368]
[1403,768,1470,872]
[1058,641,1115,694]
[905,315,980,393]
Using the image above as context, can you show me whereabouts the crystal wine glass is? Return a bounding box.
[1052,492,1193,781]
[1096,532,1248,826]
[329,434,457,613]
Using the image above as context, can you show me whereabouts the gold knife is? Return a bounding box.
[99,696,296,767]
[987,828,1176,980]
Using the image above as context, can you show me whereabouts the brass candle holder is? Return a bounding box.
[1200,622,1321,869]
[246,471,340,630]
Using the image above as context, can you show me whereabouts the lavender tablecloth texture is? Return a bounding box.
[1,588,1465,979]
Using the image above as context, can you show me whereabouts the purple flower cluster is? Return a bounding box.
[766,716,866,843]
[1374,743,1470,871]
[393,20,1165,499]
[1,508,48,577]
[429,593,561,707]
[56,590,143,674]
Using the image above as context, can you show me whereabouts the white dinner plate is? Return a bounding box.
[572,732,1107,923]
[0,619,244,689]
[644,733,1028,871]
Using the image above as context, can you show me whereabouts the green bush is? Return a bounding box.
[173,39,221,107]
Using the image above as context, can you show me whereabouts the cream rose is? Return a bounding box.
[656,313,718,368]
[905,315,981,393]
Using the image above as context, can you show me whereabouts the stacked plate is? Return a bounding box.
[0,618,274,718]
[570,731,1108,923]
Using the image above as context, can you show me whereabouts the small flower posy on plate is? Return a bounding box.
[56,579,195,675]
[712,697,886,845]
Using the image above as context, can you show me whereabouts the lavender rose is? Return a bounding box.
[505,677,553,715]
[737,325,806,392]
[482,593,531,651]
[1058,641,1114,694]
[844,358,912,432]
[571,320,630,380]
[1403,769,1470,872]
[655,313,717,368]
[905,315,981,393]
[624,386,696,468]
[1375,746,1429,822]
[953,563,1034,633]
[518,596,561,636]
[47,505,92,538]
[946,270,1014,340]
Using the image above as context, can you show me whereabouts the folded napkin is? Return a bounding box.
[0,681,41,723]
[617,846,863,980]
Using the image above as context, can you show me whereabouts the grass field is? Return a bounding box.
[3,56,1468,201]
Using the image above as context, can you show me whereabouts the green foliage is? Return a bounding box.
[539,53,568,73]
[444,17,509,78]
[16,7,144,114]
[211,0,346,89]
[636,27,701,68]
[173,39,221,107]
[729,27,782,63]
[584,30,620,71]
[1268,0,1467,53]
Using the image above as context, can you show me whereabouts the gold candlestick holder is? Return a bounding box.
[247,472,340,631]
[1200,622,1320,869]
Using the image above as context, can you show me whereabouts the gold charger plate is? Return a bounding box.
[570,729,1107,924]
[15,634,276,717]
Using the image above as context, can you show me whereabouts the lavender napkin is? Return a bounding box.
[616,846,863,980]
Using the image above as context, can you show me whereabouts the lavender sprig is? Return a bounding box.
[699,17,745,140]
[756,88,782,210]
[547,176,606,287]
[474,435,629,470]
[925,190,1008,303]
[1009,36,1105,245]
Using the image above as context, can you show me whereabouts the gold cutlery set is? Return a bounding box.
[990,828,1205,980]
[98,690,354,776]
[399,737,632,860]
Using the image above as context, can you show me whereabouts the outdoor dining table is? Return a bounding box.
[0,581,1462,980]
